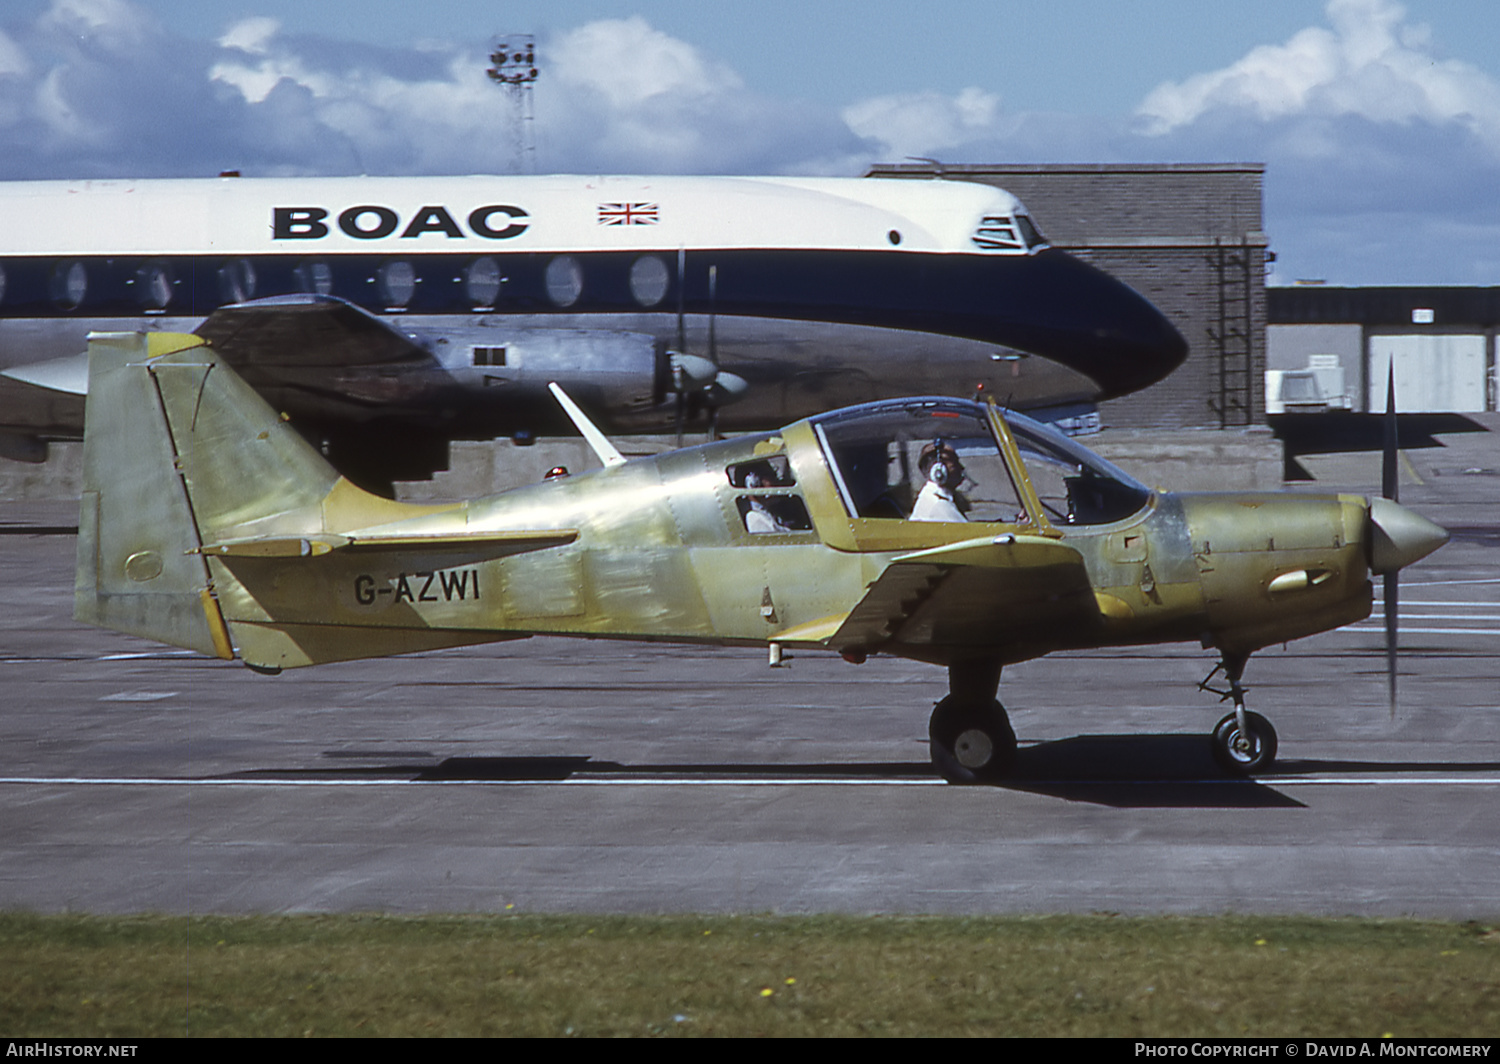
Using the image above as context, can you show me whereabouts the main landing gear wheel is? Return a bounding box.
[1210,711,1278,774]
[929,696,1016,784]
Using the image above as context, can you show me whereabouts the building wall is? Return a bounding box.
[1269,286,1500,413]
[869,163,1268,430]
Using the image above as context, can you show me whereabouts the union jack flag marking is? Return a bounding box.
[598,202,659,225]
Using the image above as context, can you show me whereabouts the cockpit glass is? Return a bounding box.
[1005,412,1151,525]
[814,401,1027,524]
[812,400,1150,527]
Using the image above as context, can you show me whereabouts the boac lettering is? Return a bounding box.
[273,207,329,239]
[467,205,529,239]
[338,205,399,239]
[401,206,465,239]
[272,205,529,241]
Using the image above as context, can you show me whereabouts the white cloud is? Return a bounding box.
[842,87,1004,160]
[550,17,742,109]
[0,1,869,178]
[538,17,867,174]
[36,0,153,49]
[0,30,29,78]
[1136,0,1500,153]
[217,17,280,57]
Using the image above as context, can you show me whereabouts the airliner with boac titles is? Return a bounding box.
[0,173,1186,488]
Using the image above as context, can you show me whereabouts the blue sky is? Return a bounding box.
[5,0,1500,286]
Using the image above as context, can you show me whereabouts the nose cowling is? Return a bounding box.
[1367,497,1449,574]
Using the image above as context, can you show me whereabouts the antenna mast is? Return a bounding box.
[486,35,539,174]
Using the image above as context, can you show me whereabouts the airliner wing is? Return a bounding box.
[195,295,430,368]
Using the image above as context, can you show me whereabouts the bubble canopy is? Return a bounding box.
[810,398,1151,527]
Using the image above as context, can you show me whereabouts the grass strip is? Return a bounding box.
[2,912,1497,1037]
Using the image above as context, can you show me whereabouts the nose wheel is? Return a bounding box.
[1210,710,1278,774]
[1201,653,1279,775]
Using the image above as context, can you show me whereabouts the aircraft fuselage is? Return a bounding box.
[1,174,1187,457]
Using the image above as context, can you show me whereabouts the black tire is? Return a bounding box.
[1210,710,1278,774]
[929,696,1017,784]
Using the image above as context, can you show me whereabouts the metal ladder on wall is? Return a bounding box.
[1208,238,1255,428]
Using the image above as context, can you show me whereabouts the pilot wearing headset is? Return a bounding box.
[911,440,970,522]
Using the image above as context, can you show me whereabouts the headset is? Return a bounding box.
[926,438,960,487]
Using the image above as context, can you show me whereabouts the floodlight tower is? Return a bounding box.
[487,35,539,174]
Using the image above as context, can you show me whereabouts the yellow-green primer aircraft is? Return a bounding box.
[75,332,1448,782]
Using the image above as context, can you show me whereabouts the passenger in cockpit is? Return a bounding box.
[911,440,969,522]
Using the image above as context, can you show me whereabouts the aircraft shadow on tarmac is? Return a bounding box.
[220,735,1500,810]
[222,733,1325,809]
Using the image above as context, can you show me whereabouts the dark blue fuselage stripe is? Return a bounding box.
[0,247,1184,396]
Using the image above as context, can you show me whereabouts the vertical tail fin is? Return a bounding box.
[74,331,343,657]
[76,331,491,670]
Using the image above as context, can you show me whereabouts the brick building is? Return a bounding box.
[869,162,1269,430]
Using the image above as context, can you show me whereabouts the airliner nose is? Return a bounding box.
[1367,497,1449,574]
[1021,249,1189,399]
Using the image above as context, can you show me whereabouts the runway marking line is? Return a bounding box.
[4,775,1500,788]
[1344,621,1500,630]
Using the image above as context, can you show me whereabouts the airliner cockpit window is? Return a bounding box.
[1015,214,1049,251]
[813,401,1027,525]
[1006,413,1151,526]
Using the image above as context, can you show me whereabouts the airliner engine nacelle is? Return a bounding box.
[419,326,744,432]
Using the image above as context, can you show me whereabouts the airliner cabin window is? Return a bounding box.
[377,261,416,308]
[545,255,584,307]
[295,260,334,296]
[629,255,670,307]
[465,257,502,307]
[217,259,257,304]
[50,260,88,311]
[135,260,175,310]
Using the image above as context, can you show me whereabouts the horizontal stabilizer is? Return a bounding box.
[197,529,578,558]
[2,350,89,395]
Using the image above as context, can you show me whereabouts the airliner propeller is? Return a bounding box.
[669,251,747,443]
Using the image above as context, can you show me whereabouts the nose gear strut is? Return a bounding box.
[1200,653,1278,774]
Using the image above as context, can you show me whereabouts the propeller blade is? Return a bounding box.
[670,353,716,390]
[1384,570,1398,718]
[706,264,719,442]
[1380,362,1400,714]
[675,247,687,358]
[707,265,718,366]
[1382,360,1398,503]
[707,370,750,406]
